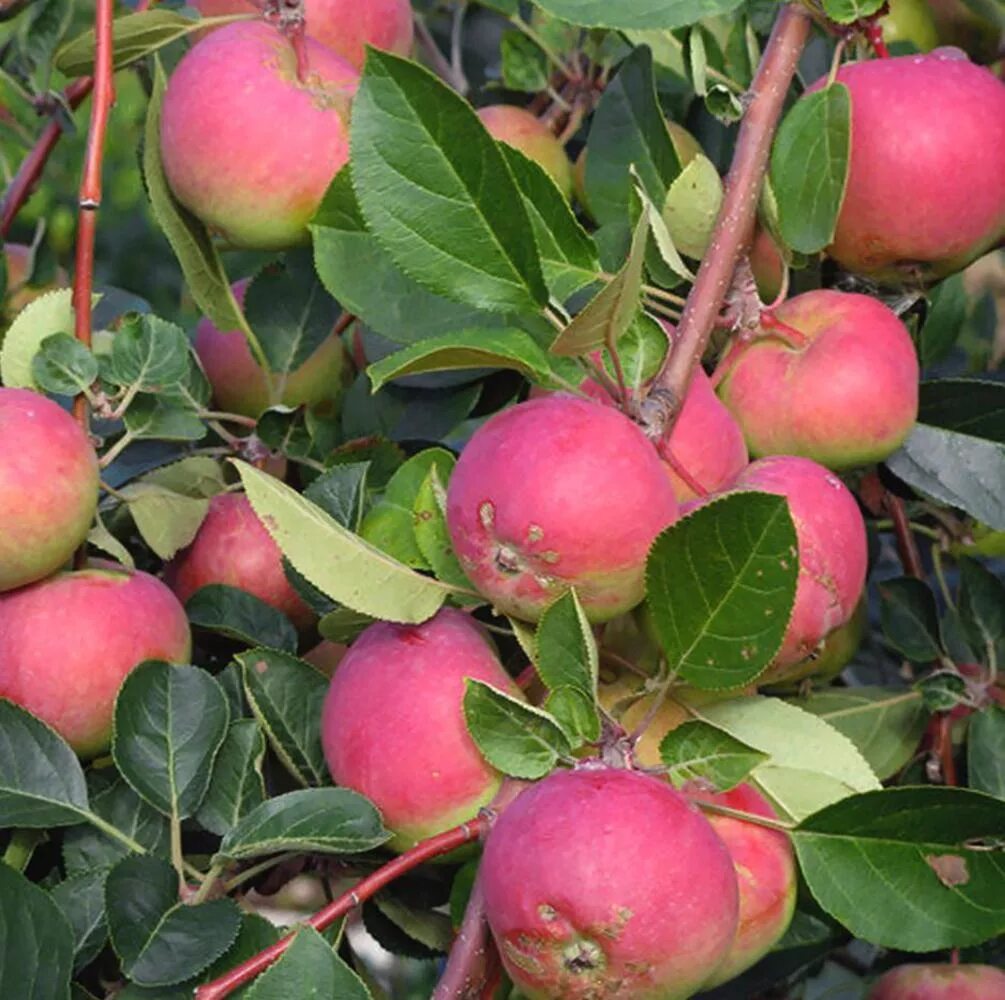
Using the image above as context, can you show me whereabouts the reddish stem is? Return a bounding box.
[642,4,812,438]
[758,309,809,349]
[886,491,924,580]
[432,875,496,1000]
[661,447,710,498]
[934,713,958,786]
[863,18,891,58]
[195,817,490,1000]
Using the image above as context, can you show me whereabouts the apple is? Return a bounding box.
[190,0,413,70]
[868,963,1005,999]
[808,51,1005,283]
[194,279,350,419]
[164,492,316,630]
[0,562,192,756]
[480,765,740,999]
[446,394,679,623]
[478,105,573,198]
[3,243,68,318]
[749,226,786,303]
[0,388,99,593]
[717,289,919,469]
[302,639,347,676]
[320,608,520,851]
[160,21,358,250]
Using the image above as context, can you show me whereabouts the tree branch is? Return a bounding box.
[432,874,495,1000]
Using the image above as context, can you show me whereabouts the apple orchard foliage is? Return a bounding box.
[0,0,1004,996]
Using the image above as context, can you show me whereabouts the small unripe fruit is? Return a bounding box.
[0,564,192,756]
[194,279,349,418]
[809,52,1005,283]
[3,243,68,317]
[718,290,919,469]
[160,21,358,250]
[0,388,99,592]
[478,106,573,198]
[868,963,1005,999]
[321,609,518,851]
[446,395,679,622]
[481,765,740,999]
[165,493,315,630]
[749,226,786,303]
[688,783,797,987]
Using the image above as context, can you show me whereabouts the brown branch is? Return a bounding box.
[432,875,495,1000]
[885,491,924,580]
[641,3,812,439]
[195,816,490,1000]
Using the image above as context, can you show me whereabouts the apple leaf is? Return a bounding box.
[530,0,743,28]
[957,557,1005,665]
[31,333,98,396]
[185,584,299,655]
[195,719,267,837]
[878,577,944,663]
[50,868,109,973]
[660,720,768,791]
[968,706,1005,800]
[918,378,1005,445]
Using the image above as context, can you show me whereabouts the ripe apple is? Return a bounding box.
[446,394,679,623]
[808,51,1005,283]
[160,21,358,250]
[868,963,1005,999]
[320,608,519,851]
[302,639,347,676]
[194,279,349,419]
[0,563,191,756]
[164,492,316,630]
[0,388,99,593]
[688,782,797,987]
[717,289,919,469]
[478,105,573,198]
[190,0,413,70]
[480,765,740,999]
[3,243,68,317]
[749,225,786,303]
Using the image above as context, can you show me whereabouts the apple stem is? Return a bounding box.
[693,799,796,833]
[758,309,810,349]
[432,874,497,1000]
[863,17,891,58]
[195,815,491,1000]
[661,447,711,498]
[640,3,812,442]
[885,491,925,580]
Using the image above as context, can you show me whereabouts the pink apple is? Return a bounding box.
[868,963,1005,999]
[749,226,785,303]
[321,608,519,850]
[189,0,413,70]
[193,279,349,418]
[165,492,315,630]
[160,21,358,250]
[0,388,99,592]
[446,394,679,623]
[0,563,191,756]
[481,765,740,999]
[808,51,1005,283]
[478,106,573,198]
[718,290,919,469]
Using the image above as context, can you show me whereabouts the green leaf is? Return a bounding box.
[238,648,329,788]
[0,864,74,1000]
[0,700,89,827]
[957,558,1005,664]
[245,926,371,1000]
[636,170,696,282]
[112,661,230,819]
[919,275,966,367]
[304,461,370,530]
[661,153,723,259]
[646,492,799,689]
[185,585,298,654]
[195,719,267,836]
[601,312,669,391]
[216,788,390,863]
[118,482,209,561]
[319,606,378,644]
[770,84,850,254]
[143,59,259,353]
[500,30,549,92]
[886,425,1005,531]
[108,314,193,392]
[968,706,1005,800]
[821,0,885,24]
[87,512,136,570]
[105,856,241,987]
[202,913,280,987]
[532,0,743,28]
[791,687,928,781]
[549,209,648,356]
[919,379,1005,445]
[543,686,600,746]
[367,328,556,392]
[123,394,207,441]
[535,590,599,699]
[50,868,109,973]
[413,466,477,594]
[918,671,968,712]
[243,250,341,375]
[878,577,944,663]
[350,50,547,314]
[1,288,84,389]
[792,787,1005,950]
[659,719,768,790]
[31,333,99,396]
[139,455,226,498]
[695,695,881,821]
[462,679,570,779]
[233,460,454,623]
[584,46,681,225]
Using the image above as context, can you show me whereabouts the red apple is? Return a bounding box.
[165,492,315,630]
[718,290,919,469]
[321,608,519,850]
[868,963,1005,999]
[0,563,191,756]
[481,765,740,999]
[189,0,413,70]
[809,51,1005,283]
[478,106,573,198]
[749,226,786,303]
[0,388,99,592]
[193,279,349,418]
[3,243,68,317]
[302,639,347,676]
[446,394,679,623]
[160,21,358,250]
